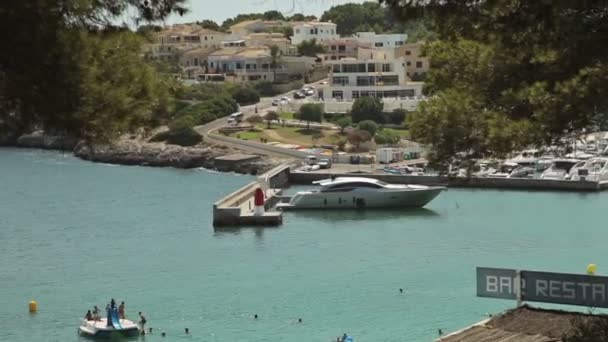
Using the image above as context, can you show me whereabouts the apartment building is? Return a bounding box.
[320,38,371,62]
[395,42,430,81]
[319,47,423,101]
[244,32,296,55]
[146,24,225,61]
[291,22,338,45]
[207,47,287,83]
[353,32,408,49]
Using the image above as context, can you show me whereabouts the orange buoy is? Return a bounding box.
[29,300,37,313]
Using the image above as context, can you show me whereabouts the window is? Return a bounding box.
[406,61,411,66]
[249,75,261,81]
[405,50,411,55]
[236,62,242,69]
[205,36,208,41]
[194,58,199,66]
[367,63,376,72]
[245,64,250,70]
[378,75,399,85]
[338,45,346,52]
[310,29,314,34]
[210,62,214,68]
[395,41,404,46]
[331,56,337,60]
[358,64,366,72]
[352,91,360,99]
[416,61,423,68]
[397,89,416,97]
[331,45,336,51]
[342,64,358,73]
[356,76,374,86]
[332,76,349,86]
[331,90,343,99]
[382,64,392,72]
[261,63,269,69]
[375,42,384,47]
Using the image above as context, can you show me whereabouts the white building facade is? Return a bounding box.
[353,32,407,49]
[291,22,338,45]
[319,48,423,102]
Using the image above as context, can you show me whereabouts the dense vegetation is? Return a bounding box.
[0,0,188,143]
[381,0,608,170]
[320,1,433,40]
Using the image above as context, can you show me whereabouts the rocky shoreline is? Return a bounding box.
[7,132,283,175]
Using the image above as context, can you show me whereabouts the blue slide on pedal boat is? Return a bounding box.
[79,307,139,339]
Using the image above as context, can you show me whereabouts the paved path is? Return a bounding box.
[195,79,328,158]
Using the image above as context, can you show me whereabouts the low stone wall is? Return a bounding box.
[289,171,602,191]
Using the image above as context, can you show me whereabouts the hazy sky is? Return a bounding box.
[160,0,368,24]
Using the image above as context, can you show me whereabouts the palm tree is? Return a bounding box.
[269,45,283,83]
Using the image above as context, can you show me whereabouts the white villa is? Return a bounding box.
[291,22,339,45]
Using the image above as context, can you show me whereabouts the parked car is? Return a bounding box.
[303,87,315,96]
[271,99,280,106]
[294,91,306,99]
[318,158,332,169]
[280,96,290,102]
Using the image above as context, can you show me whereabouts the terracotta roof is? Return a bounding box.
[438,305,608,342]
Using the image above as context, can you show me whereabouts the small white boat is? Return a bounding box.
[278,177,445,209]
[540,159,581,180]
[79,309,139,338]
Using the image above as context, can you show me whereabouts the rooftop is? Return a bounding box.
[438,305,608,342]
[209,47,270,59]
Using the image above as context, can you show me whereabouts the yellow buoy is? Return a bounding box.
[28,300,37,313]
[587,263,597,275]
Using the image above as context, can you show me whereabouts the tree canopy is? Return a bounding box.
[297,103,323,130]
[320,1,433,39]
[381,0,608,170]
[350,97,384,123]
[0,0,187,142]
[297,39,326,57]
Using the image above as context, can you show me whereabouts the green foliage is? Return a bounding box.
[263,10,285,21]
[221,13,264,30]
[320,2,433,38]
[381,0,608,169]
[167,115,202,146]
[246,115,263,124]
[229,85,260,106]
[174,96,238,126]
[297,103,324,130]
[297,39,326,57]
[388,109,407,126]
[265,111,280,128]
[197,19,222,32]
[358,120,379,136]
[254,81,279,97]
[347,129,372,150]
[351,97,384,123]
[0,0,187,141]
[375,128,401,145]
[336,117,352,134]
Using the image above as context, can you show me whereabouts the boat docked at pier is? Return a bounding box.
[570,157,608,182]
[278,177,445,209]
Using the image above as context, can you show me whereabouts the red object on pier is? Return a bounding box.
[254,188,265,206]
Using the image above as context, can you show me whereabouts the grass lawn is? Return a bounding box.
[278,111,294,120]
[229,130,262,140]
[394,128,410,139]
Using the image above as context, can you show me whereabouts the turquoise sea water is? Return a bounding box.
[1,147,608,342]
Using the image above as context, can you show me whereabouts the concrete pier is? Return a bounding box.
[212,164,290,226]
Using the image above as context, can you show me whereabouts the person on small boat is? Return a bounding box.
[84,310,93,321]
[118,302,125,319]
[110,298,116,309]
[93,306,100,320]
[138,312,147,332]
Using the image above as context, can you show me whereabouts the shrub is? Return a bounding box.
[265,111,280,128]
[336,117,352,134]
[297,103,324,129]
[230,85,260,105]
[358,120,378,136]
[375,128,401,145]
[254,81,279,97]
[246,114,263,124]
[388,109,407,126]
[347,129,372,150]
[351,96,385,123]
[167,115,202,146]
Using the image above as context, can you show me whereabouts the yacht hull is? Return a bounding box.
[283,187,444,209]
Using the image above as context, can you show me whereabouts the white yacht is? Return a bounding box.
[278,177,445,209]
[570,157,608,182]
[540,159,581,180]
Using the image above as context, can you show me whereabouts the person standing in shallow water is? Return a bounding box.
[118,302,125,319]
[110,298,116,309]
[138,312,147,332]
